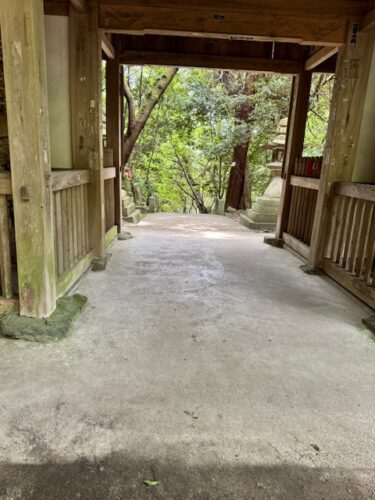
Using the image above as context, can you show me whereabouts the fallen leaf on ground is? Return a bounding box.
[144,480,159,487]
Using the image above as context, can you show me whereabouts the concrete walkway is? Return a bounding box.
[1,214,375,499]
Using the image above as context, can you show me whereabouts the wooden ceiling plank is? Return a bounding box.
[305,46,339,70]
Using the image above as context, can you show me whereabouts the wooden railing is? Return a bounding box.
[52,170,91,294]
[323,182,375,309]
[0,171,14,300]
[104,167,117,246]
[283,157,322,258]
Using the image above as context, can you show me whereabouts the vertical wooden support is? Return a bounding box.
[309,28,375,268]
[276,69,312,238]
[0,0,56,317]
[0,195,13,298]
[70,0,106,259]
[106,40,122,233]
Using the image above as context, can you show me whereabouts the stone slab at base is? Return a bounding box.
[300,264,323,275]
[92,253,112,272]
[362,316,375,336]
[0,294,87,343]
[118,231,134,241]
[263,236,283,248]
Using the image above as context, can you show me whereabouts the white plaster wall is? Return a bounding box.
[45,15,72,169]
[352,36,375,183]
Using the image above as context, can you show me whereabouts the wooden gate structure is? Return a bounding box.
[0,0,374,317]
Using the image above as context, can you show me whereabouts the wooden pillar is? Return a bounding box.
[309,27,375,268]
[0,0,56,317]
[106,41,122,233]
[275,68,312,238]
[70,0,106,259]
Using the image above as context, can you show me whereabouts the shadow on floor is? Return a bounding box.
[1,452,373,499]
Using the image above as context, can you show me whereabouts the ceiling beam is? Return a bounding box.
[305,46,339,70]
[120,50,300,74]
[361,9,375,32]
[102,32,115,59]
[99,5,349,45]
[98,0,368,19]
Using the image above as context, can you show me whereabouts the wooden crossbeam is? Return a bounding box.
[100,4,349,45]
[361,9,375,32]
[120,50,301,74]
[71,0,87,12]
[305,46,339,71]
[102,32,115,59]
[98,0,368,19]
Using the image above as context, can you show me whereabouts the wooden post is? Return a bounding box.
[309,28,375,268]
[0,0,56,317]
[70,0,106,259]
[106,40,122,233]
[275,68,312,238]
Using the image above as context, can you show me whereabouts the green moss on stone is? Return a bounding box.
[0,294,88,343]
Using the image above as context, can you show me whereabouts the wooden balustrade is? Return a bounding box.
[52,170,91,292]
[0,171,14,300]
[283,157,322,258]
[323,182,375,309]
[104,167,118,247]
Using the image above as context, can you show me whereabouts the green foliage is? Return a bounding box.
[124,67,332,212]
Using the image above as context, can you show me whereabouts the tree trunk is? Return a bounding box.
[122,67,178,165]
[225,73,257,210]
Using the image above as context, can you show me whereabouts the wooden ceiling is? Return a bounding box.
[99,0,371,46]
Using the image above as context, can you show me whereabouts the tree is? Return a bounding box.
[225,72,258,210]
[122,66,178,165]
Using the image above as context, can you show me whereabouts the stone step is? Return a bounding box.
[123,202,135,217]
[247,203,279,216]
[255,196,281,207]
[246,209,278,223]
[239,214,277,231]
[123,209,144,225]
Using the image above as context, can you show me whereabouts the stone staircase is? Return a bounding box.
[239,196,280,231]
[122,190,144,224]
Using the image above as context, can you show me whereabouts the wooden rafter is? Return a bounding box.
[102,32,115,59]
[305,46,339,71]
[361,9,375,32]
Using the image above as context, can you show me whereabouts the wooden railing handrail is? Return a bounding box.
[51,169,90,192]
[103,167,116,181]
[332,182,375,202]
[0,172,12,195]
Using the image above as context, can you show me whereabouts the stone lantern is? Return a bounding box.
[240,117,287,231]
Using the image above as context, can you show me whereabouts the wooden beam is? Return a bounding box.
[51,169,90,191]
[106,42,122,232]
[70,1,106,259]
[71,0,87,12]
[275,69,312,238]
[98,0,368,19]
[0,113,8,138]
[99,4,349,45]
[0,0,56,317]
[120,50,300,74]
[102,32,115,59]
[44,1,70,16]
[309,28,375,268]
[361,9,375,32]
[305,46,339,71]
[0,173,12,195]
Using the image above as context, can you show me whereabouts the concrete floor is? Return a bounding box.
[1,213,375,500]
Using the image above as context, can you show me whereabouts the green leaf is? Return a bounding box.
[144,480,159,487]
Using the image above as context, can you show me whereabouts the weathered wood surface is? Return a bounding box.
[51,169,90,191]
[305,46,339,71]
[70,1,106,259]
[309,29,375,269]
[0,0,56,317]
[103,167,116,180]
[282,232,310,260]
[104,178,115,231]
[323,183,375,309]
[53,182,91,279]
